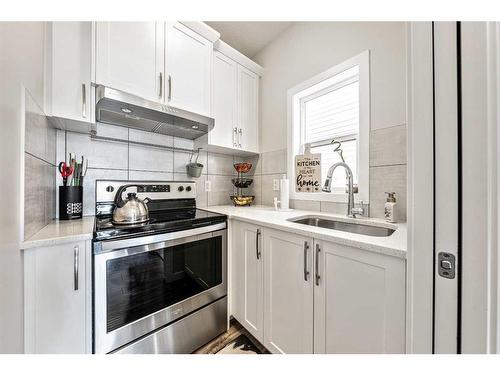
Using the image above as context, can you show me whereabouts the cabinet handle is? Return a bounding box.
[81,83,86,118]
[256,229,261,259]
[168,74,172,101]
[74,245,79,291]
[233,127,238,147]
[315,243,321,286]
[304,241,310,281]
[159,72,163,98]
[238,128,242,148]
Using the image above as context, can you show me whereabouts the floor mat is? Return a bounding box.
[215,334,262,354]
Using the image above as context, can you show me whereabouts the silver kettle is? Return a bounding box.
[112,184,150,225]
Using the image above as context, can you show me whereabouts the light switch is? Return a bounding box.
[205,180,211,192]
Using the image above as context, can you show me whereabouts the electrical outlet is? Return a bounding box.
[205,180,211,192]
[273,179,280,191]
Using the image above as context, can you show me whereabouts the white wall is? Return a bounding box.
[0,22,45,353]
[254,22,407,153]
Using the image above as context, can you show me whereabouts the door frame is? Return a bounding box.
[406,21,435,353]
[407,21,500,354]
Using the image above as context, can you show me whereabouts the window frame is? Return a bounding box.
[287,50,370,204]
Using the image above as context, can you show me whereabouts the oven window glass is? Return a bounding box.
[106,236,222,332]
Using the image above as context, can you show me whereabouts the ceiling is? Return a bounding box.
[205,22,294,58]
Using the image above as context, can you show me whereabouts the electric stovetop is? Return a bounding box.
[94,208,227,242]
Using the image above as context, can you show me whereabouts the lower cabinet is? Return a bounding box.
[231,220,406,354]
[24,240,91,353]
[313,240,406,353]
[263,228,314,354]
[231,220,264,342]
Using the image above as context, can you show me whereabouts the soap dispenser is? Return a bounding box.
[384,192,397,223]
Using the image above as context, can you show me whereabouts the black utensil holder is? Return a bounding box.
[59,186,83,220]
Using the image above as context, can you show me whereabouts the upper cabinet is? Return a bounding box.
[95,22,164,102]
[45,22,94,126]
[211,51,238,149]
[95,21,213,116]
[45,21,262,153]
[165,22,213,116]
[237,65,259,153]
[199,40,263,155]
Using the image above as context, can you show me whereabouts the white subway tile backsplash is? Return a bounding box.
[208,153,235,176]
[95,122,129,140]
[67,132,129,170]
[128,170,174,181]
[290,199,321,212]
[129,144,173,172]
[207,175,234,206]
[129,128,173,146]
[369,164,406,220]
[370,124,407,167]
[261,149,286,175]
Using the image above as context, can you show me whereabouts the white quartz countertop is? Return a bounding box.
[205,205,407,259]
[20,216,95,250]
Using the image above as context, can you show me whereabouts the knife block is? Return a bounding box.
[59,186,83,220]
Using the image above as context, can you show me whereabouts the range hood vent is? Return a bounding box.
[95,85,214,140]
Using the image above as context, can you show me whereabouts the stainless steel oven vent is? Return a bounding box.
[95,85,214,140]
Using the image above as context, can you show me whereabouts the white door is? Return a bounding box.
[24,241,87,353]
[237,65,259,152]
[314,240,406,353]
[433,21,460,353]
[165,22,212,115]
[47,22,92,123]
[262,228,313,354]
[95,22,164,102]
[231,221,264,341]
[211,51,238,149]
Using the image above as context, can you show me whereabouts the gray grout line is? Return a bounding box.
[369,163,407,168]
[25,151,57,167]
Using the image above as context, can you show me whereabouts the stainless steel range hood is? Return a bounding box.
[95,85,214,140]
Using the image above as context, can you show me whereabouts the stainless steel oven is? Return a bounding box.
[93,223,227,354]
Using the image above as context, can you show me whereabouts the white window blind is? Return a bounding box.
[300,65,360,189]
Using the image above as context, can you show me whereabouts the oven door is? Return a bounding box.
[94,225,227,354]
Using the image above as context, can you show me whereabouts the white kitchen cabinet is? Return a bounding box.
[196,41,262,155]
[165,22,212,116]
[231,221,264,342]
[262,228,314,354]
[210,51,238,149]
[44,22,93,125]
[237,65,259,153]
[24,240,91,354]
[313,240,406,353]
[95,22,164,102]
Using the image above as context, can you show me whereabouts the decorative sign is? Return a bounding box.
[295,153,321,192]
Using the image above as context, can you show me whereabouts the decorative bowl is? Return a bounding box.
[231,178,253,188]
[233,163,252,174]
[230,195,255,206]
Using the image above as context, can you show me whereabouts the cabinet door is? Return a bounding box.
[263,228,314,354]
[47,22,92,123]
[313,240,406,353]
[165,22,212,115]
[231,221,264,341]
[96,22,164,102]
[237,65,259,153]
[211,51,238,149]
[24,241,88,353]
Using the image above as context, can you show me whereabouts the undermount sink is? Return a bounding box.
[288,216,395,237]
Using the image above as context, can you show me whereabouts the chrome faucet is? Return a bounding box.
[322,162,364,218]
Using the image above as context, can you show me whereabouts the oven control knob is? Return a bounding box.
[186,186,192,192]
[178,186,184,192]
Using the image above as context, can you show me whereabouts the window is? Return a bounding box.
[288,51,369,203]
